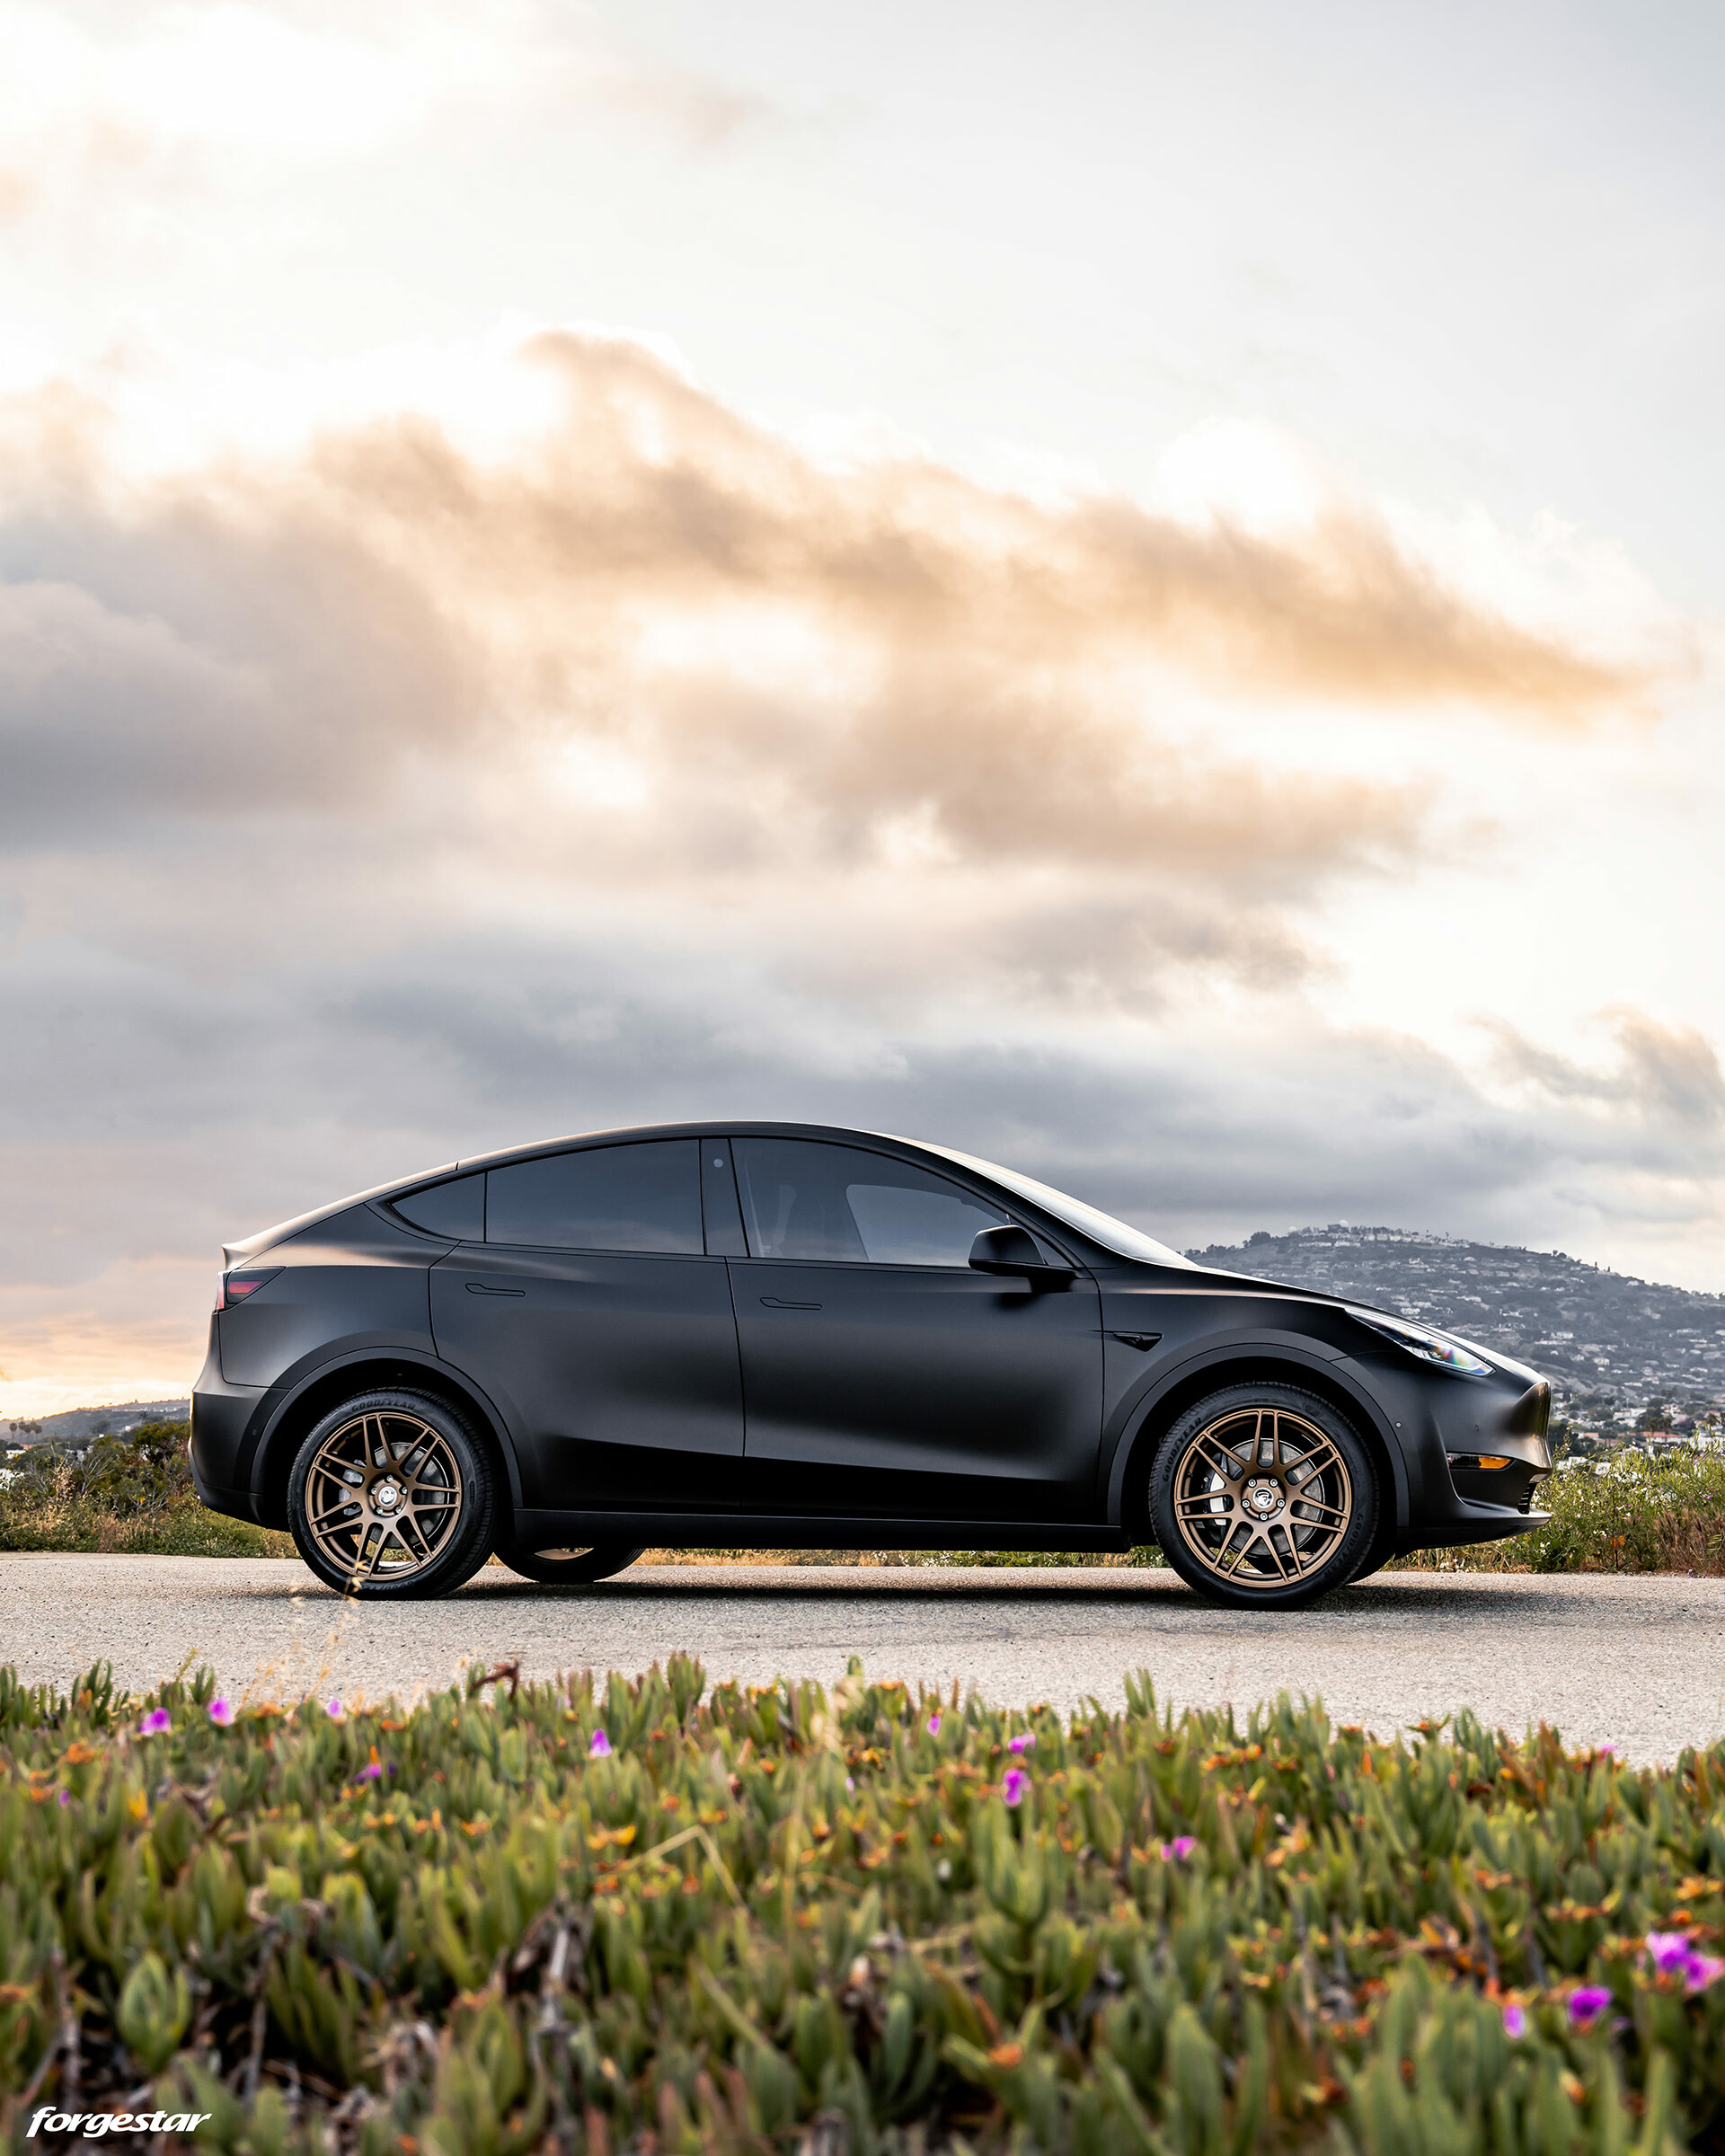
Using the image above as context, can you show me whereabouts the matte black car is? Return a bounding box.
[190,1121,1553,1605]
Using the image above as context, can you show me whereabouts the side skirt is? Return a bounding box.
[508,1511,1134,1552]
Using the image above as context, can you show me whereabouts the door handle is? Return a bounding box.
[466,1282,526,1296]
[760,1295,822,1310]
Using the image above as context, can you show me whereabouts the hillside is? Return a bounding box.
[1186,1226,1725,1421]
[1,1398,190,1446]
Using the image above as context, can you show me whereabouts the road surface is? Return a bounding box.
[3,1556,1721,1763]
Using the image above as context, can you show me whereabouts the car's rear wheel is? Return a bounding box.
[287,1390,496,1599]
[1150,1383,1376,1608]
[495,1540,646,1586]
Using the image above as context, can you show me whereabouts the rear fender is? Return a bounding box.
[245,1345,524,1529]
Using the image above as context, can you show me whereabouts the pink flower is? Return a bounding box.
[138,1709,171,1736]
[1502,2001,1527,2039]
[57,1789,71,1807]
[1161,1835,1198,1861]
[359,1762,384,1780]
[208,1698,235,1727]
[1646,1931,1725,1993]
[1002,1767,1028,1807]
[926,1713,942,1736]
[588,1727,612,1757]
[1007,1732,1035,1754]
[325,1698,345,1721]
[1568,1986,1612,2028]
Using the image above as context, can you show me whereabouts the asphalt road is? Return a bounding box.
[4,1556,1722,1764]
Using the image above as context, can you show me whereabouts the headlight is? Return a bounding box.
[1345,1307,1491,1377]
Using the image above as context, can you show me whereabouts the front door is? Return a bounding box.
[430,1137,744,1511]
[726,1136,1103,1522]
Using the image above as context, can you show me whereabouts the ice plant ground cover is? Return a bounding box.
[0,1661,1721,2154]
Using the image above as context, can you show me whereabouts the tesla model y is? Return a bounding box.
[190,1122,1552,1604]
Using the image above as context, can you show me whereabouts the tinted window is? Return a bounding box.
[734,1139,1008,1266]
[393,1173,484,1241]
[486,1141,703,1253]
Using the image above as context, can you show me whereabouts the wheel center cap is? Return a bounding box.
[374,1480,402,1512]
[1244,1478,1283,1515]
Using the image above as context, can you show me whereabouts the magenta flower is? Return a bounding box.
[138,1709,171,1736]
[1007,1732,1035,1754]
[1502,2001,1527,2039]
[325,1698,345,1721]
[926,1713,942,1736]
[1568,1986,1612,2028]
[1161,1835,1198,1861]
[588,1727,612,1757]
[208,1698,235,1727]
[1002,1767,1028,1807]
[1646,1931,1725,1993]
[359,1762,383,1780]
[57,1789,71,1807]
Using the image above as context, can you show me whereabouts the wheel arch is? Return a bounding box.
[250,1350,522,1532]
[1107,1348,1408,1542]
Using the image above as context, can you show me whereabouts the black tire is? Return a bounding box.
[1343,1508,1399,1586]
[495,1540,646,1586]
[1150,1383,1377,1609]
[287,1389,497,1600]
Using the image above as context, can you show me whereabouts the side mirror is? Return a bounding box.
[969,1224,1071,1280]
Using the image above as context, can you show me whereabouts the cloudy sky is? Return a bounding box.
[3,0,1722,1413]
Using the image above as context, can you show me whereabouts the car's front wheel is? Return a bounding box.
[495,1540,646,1586]
[287,1390,497,1599]
[1150,1383,1376,1608]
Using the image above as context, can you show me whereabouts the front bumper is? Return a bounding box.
[1378,1367,1553,1552]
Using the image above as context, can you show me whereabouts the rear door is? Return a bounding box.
[429,1138,744,1511]
[728,1137,1104,1523]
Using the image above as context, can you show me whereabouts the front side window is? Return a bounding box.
[733,1138,1009,1266]
[486,1140,703,1254]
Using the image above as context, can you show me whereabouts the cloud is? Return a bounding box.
[1482,1011,1725,1134]
[0,328,1706,1406]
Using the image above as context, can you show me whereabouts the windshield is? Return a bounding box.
[907,1140,1198,1268]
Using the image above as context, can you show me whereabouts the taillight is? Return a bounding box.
[216,1268,280,1312]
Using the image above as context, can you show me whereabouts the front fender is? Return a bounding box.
[1100,1330,1412,1530]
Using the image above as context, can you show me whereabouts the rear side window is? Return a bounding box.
[733,1138,1008,1266]
[486,1140,703,1254]
[393,1173,484,1241]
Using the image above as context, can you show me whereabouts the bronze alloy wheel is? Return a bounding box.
[301,1408,464,1584]
[1172,1404,1350,1584]
[288,1389,496,1598]
[1150,1383,1376,1605]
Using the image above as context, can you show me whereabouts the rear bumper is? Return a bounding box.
[190,1343,267,1522]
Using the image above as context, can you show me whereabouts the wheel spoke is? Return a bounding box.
[1191,1431,1245,1480]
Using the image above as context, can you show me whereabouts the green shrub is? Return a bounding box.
[1399,1449,1725,1574]
[0,1657,1721,2152]
[0,1422,295,1557]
